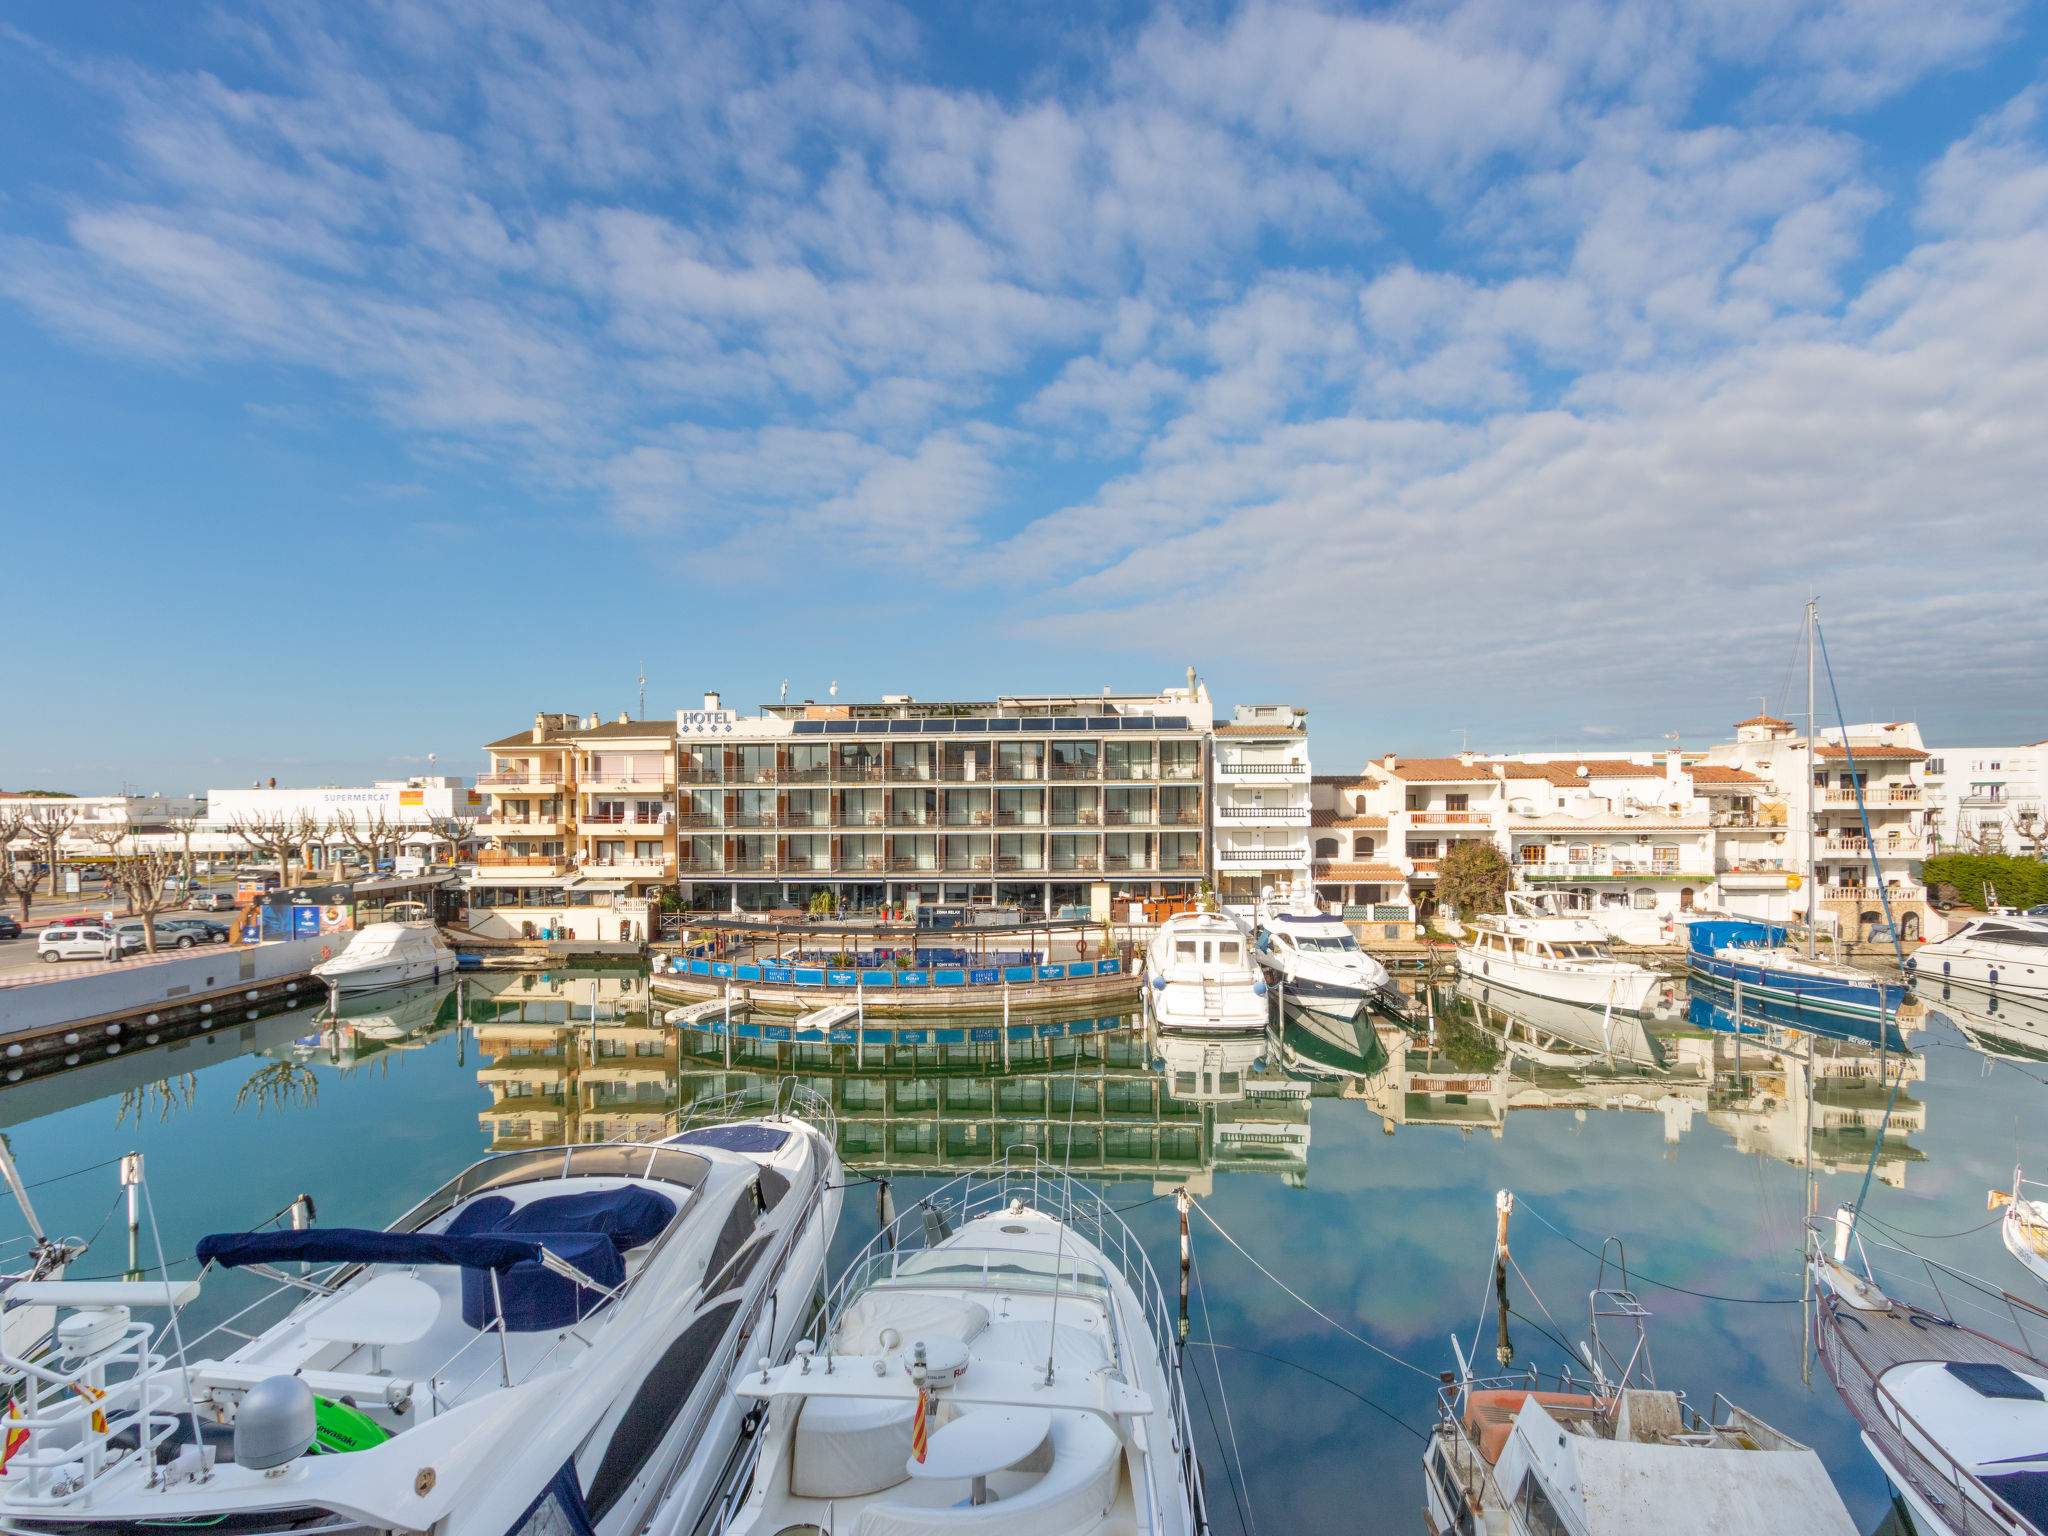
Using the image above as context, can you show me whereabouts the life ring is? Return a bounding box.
[320,945,333,961]
[1785,873,1802,890]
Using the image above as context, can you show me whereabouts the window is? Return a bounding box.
[1651,843,1677,872]
[1520,845,1545,864]
[1315,837,1339,858]
[1568,843,1590,865]
[1218,941,1240,962]
[1633,888,1658,909]
[1445,793,1469,812]
[1353,835,1375,857]
[1406,840,1439,860]
[1513,1470,1571,1536]
[1927,758,1945,775]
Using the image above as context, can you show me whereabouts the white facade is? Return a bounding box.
[0,794,206,855]
[205,778,478,830]
[1922,744,2048,855]
[1211,704,1312,908]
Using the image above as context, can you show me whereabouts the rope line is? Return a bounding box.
[1192,1246,1258,1536]
[1516,1200,1800,1305]
[1190,1200,1439,1379]
[1187,1342,1427,1441]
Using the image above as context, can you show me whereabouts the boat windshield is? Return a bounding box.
[1292,935,1359,952]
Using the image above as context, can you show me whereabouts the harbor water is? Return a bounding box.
[1,964,2039,1534]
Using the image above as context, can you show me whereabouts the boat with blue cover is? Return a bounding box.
[0,1099,842,1536]
[1686,918,1907,1020]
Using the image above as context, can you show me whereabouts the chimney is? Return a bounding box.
[1665,750,1682,778]
[532,711,545,745]
[1383,753,1398,770]
[617,711,629,725]
[1458,750,1475,766]
[1185,665,1197,694]
[703,691,721,713]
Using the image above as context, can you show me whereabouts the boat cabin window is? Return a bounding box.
[1513,1470,1570,1536]
[1218,941,1240,962]
[1177,940,1197,959]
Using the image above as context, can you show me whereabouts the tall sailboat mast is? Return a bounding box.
[1804,598,1817,957]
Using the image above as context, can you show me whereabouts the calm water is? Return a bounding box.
[3,965,2043,1534]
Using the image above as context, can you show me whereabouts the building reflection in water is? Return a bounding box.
[454,966,1936,1193]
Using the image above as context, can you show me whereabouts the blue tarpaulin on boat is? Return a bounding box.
[196,1228,550,1272]
[448,1186,676,1331]
[671,1124,791,1153]
[1686,919,1787,954]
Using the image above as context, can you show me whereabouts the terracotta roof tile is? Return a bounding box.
[1817,743,1927,760]
[1383,757,1498,782]
[1310,811,1388,828]
[1735,714,1795,728]
[1213,723,1304,736]
[1687,765,1765,784]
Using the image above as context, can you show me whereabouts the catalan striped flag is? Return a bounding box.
[2,1398,26,1473]
[911,1386,929,1464]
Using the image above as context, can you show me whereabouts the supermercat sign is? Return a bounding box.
[678,709,737,734]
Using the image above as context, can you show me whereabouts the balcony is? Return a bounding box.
[1214,804,1308,821]
[836,811,888,828]
[1101,809,1155,826]
[1410,860,1441,876]
[1711,811,1764,827]
[885,762,939,783]
[1102,853,1154,872]
[1824,786,1921,805]
[581,775,674,794]
[1101,763,1157,781]
[1216,759,1305,778]
[1818,884,1927,904]
[1160,854,1202,872]
[994,764,1046,782]
[584,857,671,879]
[941,813,996,828]
[780,810,828,829]
[888,811,936,827]
[838,854,888,872]
[1048,810,1101,827]
[480,817,567,835]
[727,812,778,829]
[942,855,996,872]
[1820,836,1869,854]
[675,765,724,784]
[1216,846,1308,863]
[1161,762,1202,781]
[1048,856,1101,873]
[993,810,1045,827]
[475,851,569,873]
[994,854,1044,873]
[1519,861,1700,881]
[780,766,831,784]
[1047,761,1099,781]
[674,811,719,829]
[1165,808,1203,825]
[478,772,565,789]
[728,856,780,874]
[1408,810,1492,825]
[676,855,723,873]
[887,857,939,873]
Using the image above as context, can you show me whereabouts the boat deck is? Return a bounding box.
[1816,1292,2046,1535]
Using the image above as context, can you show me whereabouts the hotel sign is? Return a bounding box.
[679,709,737,735]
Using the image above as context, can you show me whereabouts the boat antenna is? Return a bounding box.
[1044,1036,1087,1386]
[1804,600,1817,957]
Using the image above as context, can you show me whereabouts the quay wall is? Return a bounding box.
[0,935,352,1035]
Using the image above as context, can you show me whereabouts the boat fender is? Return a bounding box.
[920,1202,951,1244]
[1253,980,1267,996]
[1151,975,1168,990]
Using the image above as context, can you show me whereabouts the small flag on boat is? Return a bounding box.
[2,1399,26,1472]
[912,1386,929,1464]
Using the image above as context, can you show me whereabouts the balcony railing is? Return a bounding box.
[1160,854,1202,871]
[1101,763,1156,780]
[1216,846,1307,863]
[1410,860,1441,875]
[584,857,671,878]
[942,814,996,828]
[1520,860,1699,879]
[1824,787,1921,805]
[840,854,887,872]
[1821,837,1870,854]
[674,811,718,828]
[1102,809,1155,826]
[728,812,778,828]
[1818,884,1926,903]
[887,857,938,873]
[1048,761,1099,780]
[581,776,673,793]
[475,851,569,872]
[886,762,938,783]
[478,772,565,789]
[1216,759,1304,777]
[1165,808,1203,825]
[1409,810,1491,824]
[781,810,827,828]
[675,765,723,784]
[994,810,1044,827]
[836,811,887,827]
[1161,763,1201,781]
[1048,856,1101,873]
[888,811,936,827]
[1711,811,1763,827]
[729,856,779,873]
[481,818,566,834]
[1214,805,1307,821]
[939,766,994,783]
[780,766,831,784]
[942,856,996,872]
[1049,810,1101,826]
[1102,853,1153,871]
[676,855,723,873]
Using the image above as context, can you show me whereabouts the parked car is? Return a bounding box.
[37,925,136,962]
[0,916,20,941]
[187,890,239,912]
[49,915,111,927]
[157,917,230,947]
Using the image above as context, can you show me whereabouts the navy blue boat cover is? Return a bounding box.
[671,1124,790,1153]
[448,1186,678,1332]
[197,1228,551,1272]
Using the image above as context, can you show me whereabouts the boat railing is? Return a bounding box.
[1816,1296,2031,1536]
[1849,1226,2048,1363]
[0,1317,183,1506]
[795,1147,1207,1533]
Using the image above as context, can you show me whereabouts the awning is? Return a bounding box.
[197,1228,565,1272]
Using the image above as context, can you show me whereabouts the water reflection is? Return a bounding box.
[1923,979,2048,1064]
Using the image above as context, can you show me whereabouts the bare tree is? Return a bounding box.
[112,842,185,953]
[166,813,203,895]
[335,807,407,876]
[0,809,32,921]
[437,815,478,866]
[22,804,77,915]
[82,821,132,912]
[228,813,306,886]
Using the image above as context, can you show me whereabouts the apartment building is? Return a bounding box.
[471,712,678,941]
[1922,744,2048,855]
[1210,704,1313,906]
[1700,716,1933,937]
[668,682,1213,915]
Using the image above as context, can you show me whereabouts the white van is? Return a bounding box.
[37,925,131,962]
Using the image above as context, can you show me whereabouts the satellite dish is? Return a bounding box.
[1575,766,1588,777]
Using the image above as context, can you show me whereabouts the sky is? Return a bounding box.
[2,0,2045,795]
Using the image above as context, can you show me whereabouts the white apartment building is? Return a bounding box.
[1211,704,1313,907]
[1921,744,2048,855]
[0,792,206,850]
[1700,716,1933,938]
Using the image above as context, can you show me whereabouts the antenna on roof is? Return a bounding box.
[638,662,645,721]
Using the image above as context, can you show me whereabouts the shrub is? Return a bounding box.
[1436,840,1513,919]
[1922,854,2048,911]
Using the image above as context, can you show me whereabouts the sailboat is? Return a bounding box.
[1686,600,1912,1022]
[1990,1170,2048,1290]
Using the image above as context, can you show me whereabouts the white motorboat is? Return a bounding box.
[1427,1192,1857,1536]
[706,1149,1207,1536]
[1811,1206,2048,1536]
[1456,893,1662,1013]
[0,1101,843,1536]
[312,902,456,994]
[1249,884,1390,1020]
[1911,912,2048,999]
[1143,910,1267,1032]
[1991,1169,2048,1290]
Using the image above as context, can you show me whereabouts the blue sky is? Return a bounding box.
[3,0,2045,794]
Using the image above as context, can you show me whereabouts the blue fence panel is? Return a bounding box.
[1099,958,1121,975]
[1004,966,1036,983]
[860,971,895,987]
[969,968,1000,986]
[689,959,711,976]
[763,1025,792,1042]
[711,961,733,979]
[970,1026,1000,1043]
[934,969,968,987]
[897,971,930,987]
[827,970,858,987]
[735,965,762,982]
[827,1028,857,1044]
[1036,1022,1065,1037]
[1068,961,1097,977]
[932,1028,966,1044]
[793,968,826,986]
[1037,966,1065,981]
[897,1029,929,1045]
[764,966,793,984]
[737,1022,762,1039]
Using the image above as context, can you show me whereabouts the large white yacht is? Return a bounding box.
[1456,892,1662,1013]
[312,902,456,994]
[707,1151,1207,1536]
[1143,910,1268,1032]
[0,1107,842,1536]
[1249,884,1391,1020]
[1428,1192,1857,1536]
[1911,912,2048,999]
